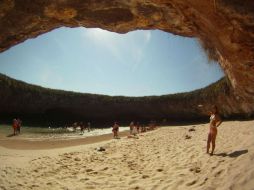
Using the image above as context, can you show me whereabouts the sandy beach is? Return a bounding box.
[0,120,254,190]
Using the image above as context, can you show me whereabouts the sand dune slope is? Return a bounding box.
[0,120,254,190]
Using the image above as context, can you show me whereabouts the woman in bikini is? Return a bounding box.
[207,105,222,156]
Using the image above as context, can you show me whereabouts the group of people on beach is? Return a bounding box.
[70,121,91,133]
[9,105,222,156]
[129,121,157,135]
[111,105,222,156]
[112,120,158,139]
[12,118,22,135]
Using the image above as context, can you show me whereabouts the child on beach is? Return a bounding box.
[112,122,119,138]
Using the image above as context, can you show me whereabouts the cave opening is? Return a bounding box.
[0,0,254,119]
[0,27,224,97]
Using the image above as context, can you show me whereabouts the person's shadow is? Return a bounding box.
[215,149,248,158]
[6,134,16,137]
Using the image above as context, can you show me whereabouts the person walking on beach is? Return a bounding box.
[132,124,138,136]
[80,122,84,134]
[141,124,146,133]
[136,122,140,133]
[129,121,134,135]
[112,122,119,139]
[12,119,18,135]
[17,118,22,134]
[87,122,91,132]
[207,105,222,156]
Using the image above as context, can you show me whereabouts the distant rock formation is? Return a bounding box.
[0,74,250,124]
[0,0,254,116]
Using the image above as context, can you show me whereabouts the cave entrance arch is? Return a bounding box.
[0,0,254,116]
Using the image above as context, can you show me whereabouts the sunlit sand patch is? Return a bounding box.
[0,120,254,190]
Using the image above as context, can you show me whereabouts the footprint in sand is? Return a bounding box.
[190,167,201,173]
[199,177,208,186]
[129,179,138,185]
[214,169,224,177]
[142,175,149,179]
[80,178,90,182]
[186,179,197,186]
[74,157,81,161]
[86,169,93,172]
[100,167,108,171]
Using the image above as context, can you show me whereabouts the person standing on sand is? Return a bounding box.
[17,118,22,134]
[132,124,138,136]
[136,122,140,133]
[80,122,84,134]
[12,119,18,135]
[87,122,91,132]
[112,122,119,138]
[207,105,222,156]
[129,121,134,135]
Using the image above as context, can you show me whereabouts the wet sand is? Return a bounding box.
[0,130,129,150]
[1,120,254,190]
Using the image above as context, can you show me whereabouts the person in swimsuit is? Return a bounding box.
[17,118,22,134]
[112,122,119,138]
[132,124,138,136]
[207,105,222,156]
[80,122,84,134]
[136,122,140,133]
[12,119,18,135]
[87,122,91,132]
[129,121,134,135]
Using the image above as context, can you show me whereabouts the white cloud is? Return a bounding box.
[82,28,118,43]
[130,31,151,72]
[144,30,151,44]
[81,28,152,70]
[81,28,124,63]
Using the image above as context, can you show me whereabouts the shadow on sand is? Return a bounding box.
[215,149,248,158]
[6,134,16,137]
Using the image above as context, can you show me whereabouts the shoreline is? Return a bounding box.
[0,130,130,150]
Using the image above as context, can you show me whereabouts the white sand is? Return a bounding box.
[0,120,254,190]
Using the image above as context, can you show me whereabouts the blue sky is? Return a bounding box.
[0,27,224,96]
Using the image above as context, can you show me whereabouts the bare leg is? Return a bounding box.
[211,134,216,156]
[207,133,211,154]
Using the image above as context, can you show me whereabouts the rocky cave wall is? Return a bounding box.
[0,0,254,117]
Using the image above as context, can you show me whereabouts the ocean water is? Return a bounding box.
[0,125,128,140]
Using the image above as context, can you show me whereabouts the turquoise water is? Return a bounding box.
[0,125,128,140]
